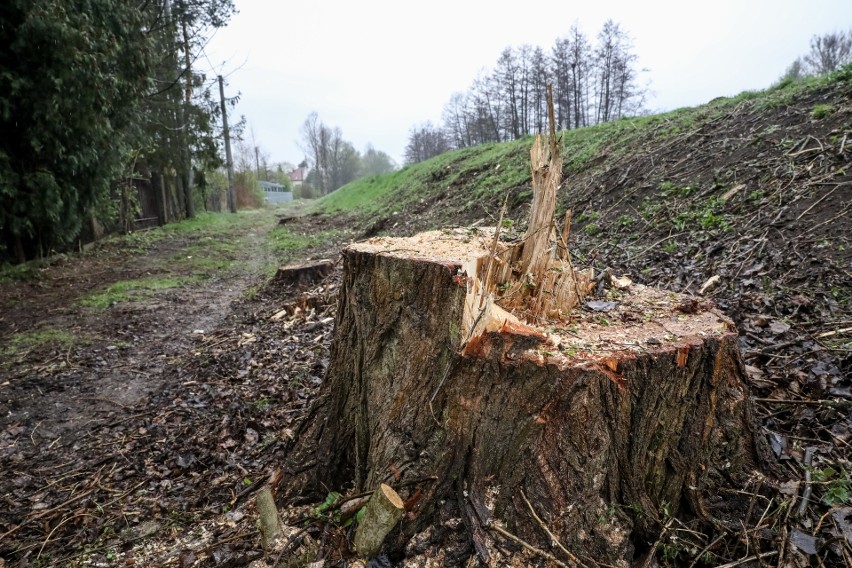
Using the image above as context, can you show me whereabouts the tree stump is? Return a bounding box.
[274,259,334,289]
[283,93,762,564]
[283,229,763,564]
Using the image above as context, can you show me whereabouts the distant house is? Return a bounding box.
[258,180,293,204]
[288,167,307,188]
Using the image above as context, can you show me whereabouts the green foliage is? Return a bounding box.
[79,275,194,310]
[0,259,45,282]
[576,210,601,223]
[313,492,342,516]
[0,0,153,259]
[0,0,235,262]
[1,327,79,361]
[748,190,766,204]
[660,181,693,198]
[811,103,834,119]
[812,466,851,506]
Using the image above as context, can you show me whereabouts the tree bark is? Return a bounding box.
[282,230,763,564]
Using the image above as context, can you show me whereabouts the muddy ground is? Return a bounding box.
[0,208,347,566]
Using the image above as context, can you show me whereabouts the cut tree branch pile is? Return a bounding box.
[281,89,764,565]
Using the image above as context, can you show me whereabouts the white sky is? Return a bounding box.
[204,0,852,167]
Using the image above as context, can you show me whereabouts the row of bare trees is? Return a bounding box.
[438,20,646,155]
[779,30,852,83]
[299,113,397,195]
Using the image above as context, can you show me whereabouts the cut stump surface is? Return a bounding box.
[284,229,763,564]
[274,259,334,289]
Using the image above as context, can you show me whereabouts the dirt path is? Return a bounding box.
[0,209,305,566]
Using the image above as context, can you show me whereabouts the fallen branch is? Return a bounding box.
[520,490,587,567]
[753,397,852,409]
[489,522,571,568]
[713,550,778,568]
[796,447,815,518]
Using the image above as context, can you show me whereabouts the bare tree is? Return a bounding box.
[436,20,645,147]
[529,47,548,133]
[594,19,643,123]
[404,122,451,165]
[299,112,332,194]
[804,30,852,75]
[326,129,361,191]
[360,144,397,177]
[442,92,472,149]
[495,48,521,140]
[775,57,807,86]
[469,72,503,144]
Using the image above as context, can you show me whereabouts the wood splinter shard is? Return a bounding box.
[468,84,591,345]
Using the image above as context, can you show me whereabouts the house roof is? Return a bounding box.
[289,167,307,182]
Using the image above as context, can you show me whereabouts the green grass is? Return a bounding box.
[0,261,42,282]
[1,328,80,361]
[99,210,272,256]
[316,140,532,215]
[158,211,254,235]
[267,225,341,264]
[811,103,834,119]
[79,275,196,310]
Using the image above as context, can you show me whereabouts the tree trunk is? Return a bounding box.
[283,231,763,564]
[152,171,167,226]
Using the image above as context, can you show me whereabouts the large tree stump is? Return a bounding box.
[283,229,763,564]
[284,92,762,564]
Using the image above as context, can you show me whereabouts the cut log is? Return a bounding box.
[282,230,764,565]
[256,485,281,549]
[274,259,334,289]
[353,483,405,558]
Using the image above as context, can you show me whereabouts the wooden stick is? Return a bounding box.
[489,523,571,568]
[796,447,814,518]
[713,551,778,568]
[520,490,586,567]
[817,326,852,338]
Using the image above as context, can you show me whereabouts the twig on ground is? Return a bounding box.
[519,489,587,567]
[489,522,571,568]
[713,551,778,568]
[796,447,815,518]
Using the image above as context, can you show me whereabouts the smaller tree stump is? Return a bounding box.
[274,259,334,289]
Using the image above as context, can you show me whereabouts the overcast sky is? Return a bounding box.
[204,0,852,168]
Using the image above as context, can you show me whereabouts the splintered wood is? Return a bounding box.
[354,87,591,347]
[476,85,591,325]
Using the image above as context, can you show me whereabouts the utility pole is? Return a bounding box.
[218,75,237,213]
[255,146,261,181]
